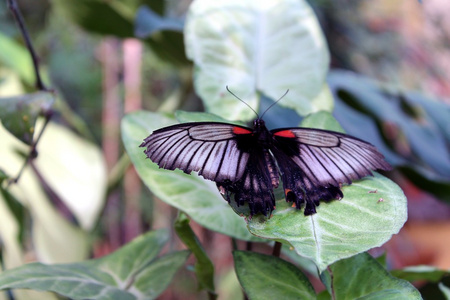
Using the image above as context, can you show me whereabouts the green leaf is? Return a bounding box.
[135,5,189,66]
[0,92,54,145]
[300,111,344,133]
[0,120,90,264]
[33,121,107,230]
[0,263,135,300]
[233,251,316,300]
[185,0,330,121]
[175,110,244,125]
[328,253,422,300]
[0,32,35,85]
[92,229,169,282]
[329,70,450,179]
[0,230,185,300]
[134,5,183,37]
[121,111,258,241]
[391,265,450,283]
[247,173,406,272]
[133,250,191,298]
[52,0,136,38]
[174,213,215,294]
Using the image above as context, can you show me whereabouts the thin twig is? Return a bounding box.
[7,0,47,91]
[6,0,54,185]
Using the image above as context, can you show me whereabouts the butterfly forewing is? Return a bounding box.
[272,127,391,188]
[140,122,251,182]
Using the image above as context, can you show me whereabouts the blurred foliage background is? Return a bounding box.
[0,0,449,299]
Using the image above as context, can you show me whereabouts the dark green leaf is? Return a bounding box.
[233,251,316,300]
[0,92,54,145]
[52,0,136,37]
[328,253,422,300]
[133,250,190,298]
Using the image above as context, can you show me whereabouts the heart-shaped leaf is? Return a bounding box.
[233,251,315,300]
[326,253,421,299]
[185,0,330,120]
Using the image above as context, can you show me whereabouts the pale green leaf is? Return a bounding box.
[246,112,405,271]
[0,121,90,264]
[248,173,406,272]
[33,121,107,230]
[185,0,330,120]
[0,32,34,85]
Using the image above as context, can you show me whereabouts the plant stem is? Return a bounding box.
[6,0,54,186]
[272,241,282,257]
[327,266,336,300]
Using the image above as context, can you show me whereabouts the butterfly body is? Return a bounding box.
[140,118,391,216]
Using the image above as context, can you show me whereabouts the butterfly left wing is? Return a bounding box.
[271,127,391,215]
[140,122,250,182]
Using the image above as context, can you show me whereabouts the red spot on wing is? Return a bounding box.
[233,126,252,135]
[274,130,296,138]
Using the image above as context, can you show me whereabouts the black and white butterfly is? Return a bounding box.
[140,99,391,216]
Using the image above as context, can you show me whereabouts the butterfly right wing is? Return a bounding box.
[140,122,251,183]
[271,127,391,215]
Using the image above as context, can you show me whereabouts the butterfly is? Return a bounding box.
[140,92,391,216]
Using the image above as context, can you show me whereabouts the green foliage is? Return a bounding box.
[326,253,422,299]
[0,230,189,300]
[0,92,54,144]
[329,70,450,202]
[185,0,331,121]
[234,251,316,300]
[174,213,216,295]
[1,0,449,298]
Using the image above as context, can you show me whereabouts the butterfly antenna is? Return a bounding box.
[226,86,259,119]
[260,89,289,119]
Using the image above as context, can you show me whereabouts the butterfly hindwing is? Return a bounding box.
[217,147,277,216]
[271,127,391,214]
